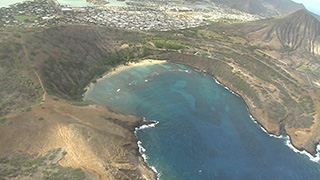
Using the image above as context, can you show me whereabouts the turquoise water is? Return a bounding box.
[0,0,29,7]
[85,63,320,180]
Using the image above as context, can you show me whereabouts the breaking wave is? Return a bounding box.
[135,120,161,179]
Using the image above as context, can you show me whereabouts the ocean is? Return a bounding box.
[85,62,320,180]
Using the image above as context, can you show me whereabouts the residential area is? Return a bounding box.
[0,0,259,31]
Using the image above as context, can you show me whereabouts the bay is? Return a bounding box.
[85,62,320,180]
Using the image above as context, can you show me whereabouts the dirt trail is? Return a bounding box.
[0,95,156,180]
[20,34,47,101]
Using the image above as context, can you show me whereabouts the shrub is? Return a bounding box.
[0,117,7,124]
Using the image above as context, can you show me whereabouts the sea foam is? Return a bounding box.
[284,135,320,163]
[210,68,320,164]
[213,77,240,97]
[249,114,283,139]
[135,120,161,179]
[135,121,159,131]
[249,113,320,162]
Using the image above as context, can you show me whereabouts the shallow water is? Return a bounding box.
[85,62,320,180]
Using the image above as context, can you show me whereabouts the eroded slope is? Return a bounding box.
[0,95,155,180]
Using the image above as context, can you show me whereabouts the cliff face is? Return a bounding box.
[241,10,320,75]
[250,10,320,54]
[277,10,320,54]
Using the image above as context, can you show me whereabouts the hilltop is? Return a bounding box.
[210,0,305,17]
[242,9,320,55]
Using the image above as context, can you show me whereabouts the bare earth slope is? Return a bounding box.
[0,26,156,180]
[0,95,155,180]
[243,9,320,56]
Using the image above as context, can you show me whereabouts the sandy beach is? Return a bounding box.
[83,59,167,98]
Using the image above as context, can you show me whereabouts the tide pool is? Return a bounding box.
[85,62,320,180]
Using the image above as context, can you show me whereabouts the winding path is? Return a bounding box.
[20,34,47,102]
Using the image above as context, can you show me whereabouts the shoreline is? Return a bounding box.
[211,72,320,160]
[169,60,320,161]
[83,60,320,178]
[82,59,167,99]
[82,59,166,179]
[135,120,161,180]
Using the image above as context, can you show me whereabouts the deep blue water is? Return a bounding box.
[85,63,320,180]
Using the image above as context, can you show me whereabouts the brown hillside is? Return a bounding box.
[0,95,155,180]
[0,25,154,118]
[241,10,320,55]
[211,0,305,17]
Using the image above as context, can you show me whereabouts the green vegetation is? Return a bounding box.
[0,117,7,124]
[197,30,223,39]
[154,23,317,127]
[0,34,43,117]
[267,102,286,120]
[41,44,152,100]
[25,107,32,112]
[71,101,93,106]
[43,167,85,180]
[99,46,151,66]
[151,39,185,50]
[299,96,316,114]
[14,15,38,23]
[0,149,86,180]
[215,18,244,24]
[0,23,317,138]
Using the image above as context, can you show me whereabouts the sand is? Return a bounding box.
[83,59,167,98]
